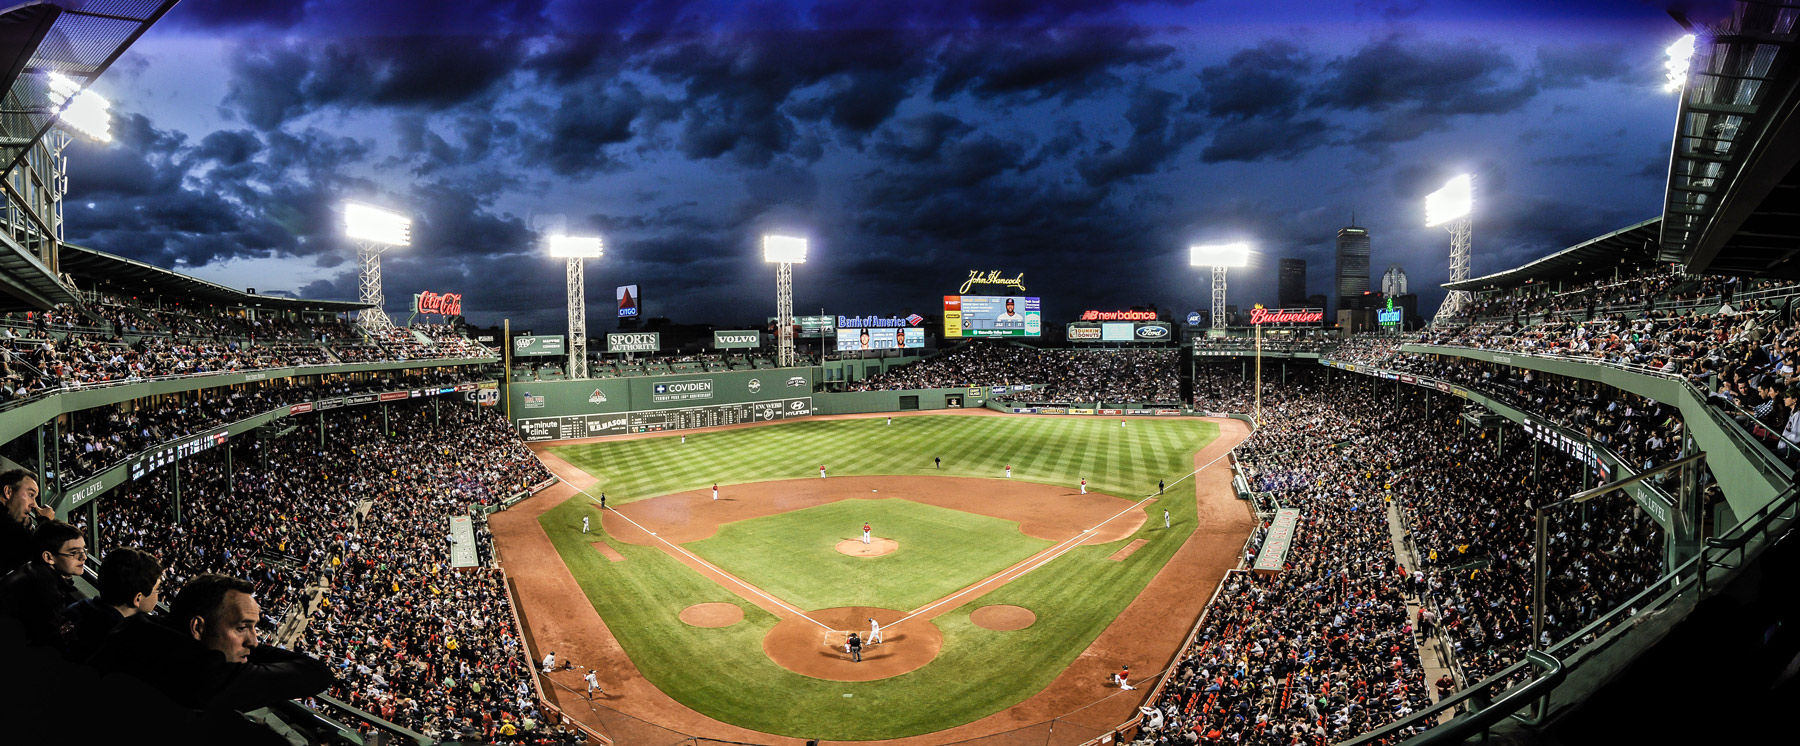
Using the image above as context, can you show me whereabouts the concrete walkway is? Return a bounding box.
[1385,497,1460,718]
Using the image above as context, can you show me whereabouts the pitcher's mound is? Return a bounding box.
[763,607,941,681]
[971,605,1036,631]
[679,603,744,628]
[835,538,898,557]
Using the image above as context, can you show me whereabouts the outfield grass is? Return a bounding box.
[685,498,1054,610]
[539,415,1220,739]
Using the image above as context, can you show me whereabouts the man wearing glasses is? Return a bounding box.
[0,519,85,652]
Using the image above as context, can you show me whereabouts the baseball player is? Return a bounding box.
[862,522,872,545]
[1120,418,1126,427]
[582,515,590,533]
[681,435,686,443]
[712,483,719,501]
[1164,509,1171,528]
[868,618,883,644]
[847,632,864,662]
[820,464,827,478]
[1114,665,1136,690]
[584,669,602,699]
[1005,465,1012,478]
[886,416,892,425]
[541,651,556,673]
[1158,479,1165,494]
[599,492,607,509]
[1080,478,1087,494]
[934,456,941,469]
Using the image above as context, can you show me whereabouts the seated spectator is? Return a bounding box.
[0,468,50,571]
[65,546,163,661]
[90,573,335,713]
[0,519,85,652]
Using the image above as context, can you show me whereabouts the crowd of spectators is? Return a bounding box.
[52,369,485,485]
[847,342,1182,403]
[1457,265,1792,323]
[89,400,566,742]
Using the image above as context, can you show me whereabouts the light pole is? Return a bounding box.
[343,202,412,333]
[763,234,808,368]
[548,234,603,380]
[1426,174,1474,327]
[1191,243,1250,330]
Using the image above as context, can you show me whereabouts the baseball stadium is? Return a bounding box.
[2,2,1798,746]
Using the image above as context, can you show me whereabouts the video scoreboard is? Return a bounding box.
[944,295,1041,337]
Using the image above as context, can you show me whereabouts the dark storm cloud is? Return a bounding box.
[1076,87,1207,185]
[1533,42,1637,87]
[810,0,1204,29]
[1199,116,1333,163]
[931,27,1176,102]
[1312,34,1537,116]
[164,0,307,29]
[223,36,529,130]
[1194,40,1314,119]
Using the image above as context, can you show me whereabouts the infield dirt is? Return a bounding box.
[490,411,1253,744]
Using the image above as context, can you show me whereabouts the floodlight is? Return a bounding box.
[1425,174,1473,227]
[343,202,412,246]
[44,72,111,142]
[1189,242,1251,268]
[762,234,808,263]
[547,234,604,258]
[1664,34,1696,93]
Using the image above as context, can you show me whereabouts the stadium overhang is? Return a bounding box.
[0,228,77,311]
[59,243,373,314]
[1659,4,1800,277]
[1444,218,1662,292]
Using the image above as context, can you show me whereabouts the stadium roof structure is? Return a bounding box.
[1658,3,1800,277]
[0,229,75,310]
[1444,218,1663,292]
[59,243,373,313]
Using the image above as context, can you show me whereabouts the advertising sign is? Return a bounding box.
[651,378,713,404]
[1066,325,1102,341]
[835,327,924,351]
[412,291,462,316]
[607,332,660,353]
[713,330,761,349]
[944,295,1041,337]
[1101,322,1134,342]
[1078,310,1157,321]
[1253,508,1301,574]
[1249,307,1325,325]
[1134,323,1171,340]
[617,285,640,318]
[512,335,565,356]
[1377,297,1402,327]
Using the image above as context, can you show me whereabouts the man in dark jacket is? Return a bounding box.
[0,468,53,571]
[0,519,85,652]
[64,545,162,661]
[90,572,335,712]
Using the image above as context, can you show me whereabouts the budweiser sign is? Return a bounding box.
[414,291,463,316]
[1078,310,1157,321]
[1250,307,1324,325]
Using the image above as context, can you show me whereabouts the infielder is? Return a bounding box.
[1080,478,1087,494]
[1005,465,1012,478]
[582,515,589,533]
[712,483,719,501]
[541,651,556,673]
[862,522,872,545]
[1164,509,1171,528]
[868,618,883,644]
[820,464,827,478]
[584,669,602,700]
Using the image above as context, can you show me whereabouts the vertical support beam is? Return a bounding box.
[566,257,588,379]
[87,500,98,554]
[226,442,234,496]
[1211,266,1227,329]
[775,261,795,368]
[171,458,182,526]
[1532,507,1547,651]
[356,243,393,332]
[1431,216,1473,327]
[1672,438,1702,568]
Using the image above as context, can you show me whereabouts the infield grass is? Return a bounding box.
[539,414,1221,739]
[686,498,1054,610]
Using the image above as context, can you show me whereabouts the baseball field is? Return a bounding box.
[497,411,1250,742]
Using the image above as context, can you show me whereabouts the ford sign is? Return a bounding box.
[1135,324,1170,340]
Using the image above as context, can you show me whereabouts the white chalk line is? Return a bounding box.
[578,487,836,633]
[889,447,1237,629]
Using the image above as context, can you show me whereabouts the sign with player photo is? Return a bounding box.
[943,295,1041,337]
[834,327,924,351]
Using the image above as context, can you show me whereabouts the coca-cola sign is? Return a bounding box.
[1249,307,1324,325]
[414,291,463,316]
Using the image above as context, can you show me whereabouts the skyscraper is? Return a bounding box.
[1335,223,1371,312]
[1278,258,1307,308]
[1381,264,1409,297]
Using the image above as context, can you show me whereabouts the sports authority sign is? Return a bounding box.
[1249,307,1325,325]
[713,330,761,349]
[412,291,462,316]
[607,332,660,353]
[652,378,713,403]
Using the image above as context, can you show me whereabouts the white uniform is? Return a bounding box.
[542,653,555,673]
[820,465,827,478]
[1164,510,1171,528]
[585,670,600,697]
[1080,479,1087,494]
[868,618,883,644]
[1005,466,1011,478]
[582,516,589,533]
[712,485,719,501]
[862,524,872,545]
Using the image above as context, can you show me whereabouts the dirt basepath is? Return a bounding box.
[493,412,1254,745]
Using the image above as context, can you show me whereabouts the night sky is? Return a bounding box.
[61,0,1727,332]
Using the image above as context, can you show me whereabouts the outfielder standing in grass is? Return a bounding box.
[582,515,589,533]
[712,483,719,501]
[1005,464,1011,478]
[820,464,827,478]
[1080,477,1087,494]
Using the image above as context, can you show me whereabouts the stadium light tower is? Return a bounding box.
[1190,242,1251,329]
[1663,33,1697,93]
[763,234,808,368]
[1425,174,1474,327]
[343,202,411,332]
[549,234,603,380]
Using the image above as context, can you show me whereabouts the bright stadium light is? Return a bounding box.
[1189,242,1251,268]
[763,234,809,264]
[343,202,412,246]
[547,233,604,258]
[1664,34,1696,93]
[1424,174,1473,227]
[44,72,112,142]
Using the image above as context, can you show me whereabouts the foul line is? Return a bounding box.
[889,447,1238,630]
[576,487,836,633]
